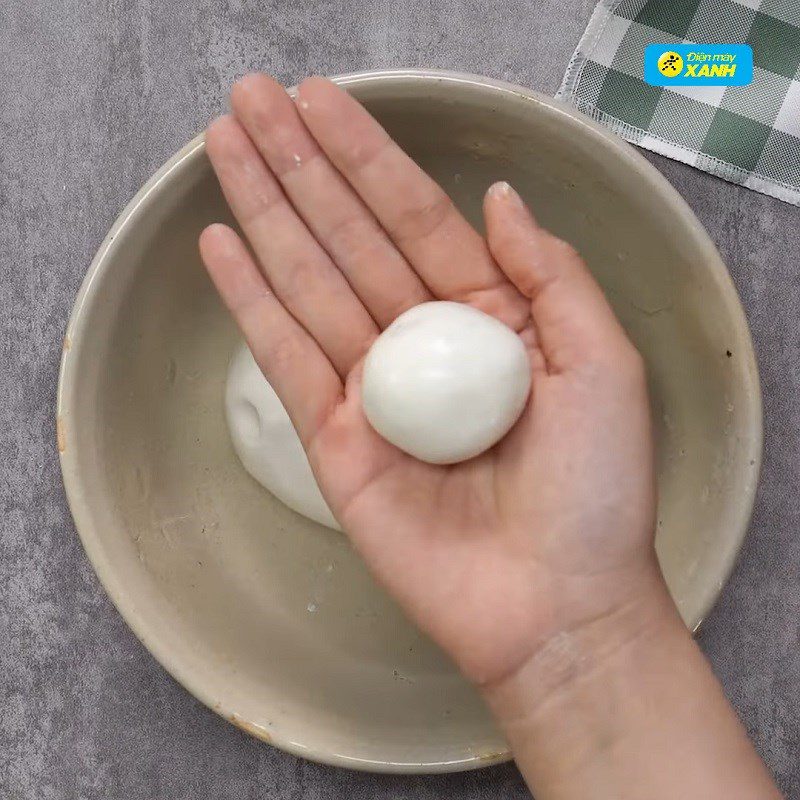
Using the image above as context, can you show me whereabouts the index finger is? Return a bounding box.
[296,77,530,331]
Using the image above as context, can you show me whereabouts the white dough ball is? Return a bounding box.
[362,301,531,465]
[225,342,341,531]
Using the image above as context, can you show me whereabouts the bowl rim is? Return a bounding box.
[56,67,763,774]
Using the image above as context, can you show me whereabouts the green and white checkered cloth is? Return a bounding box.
[557,0,800,206]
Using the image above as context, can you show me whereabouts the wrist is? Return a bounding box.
[478,563,781,800]
[481,559,682,727]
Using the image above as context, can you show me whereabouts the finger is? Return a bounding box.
[483,181,633,372]
[230,74,431,328]
[205,114,377,376]
[296,77,530,331]
[199,223,342,444]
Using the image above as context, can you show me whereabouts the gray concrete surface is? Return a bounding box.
[1,0,798,797]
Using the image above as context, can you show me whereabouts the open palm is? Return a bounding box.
[200,75,658,687]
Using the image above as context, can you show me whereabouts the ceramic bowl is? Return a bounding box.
[57,69,762,773]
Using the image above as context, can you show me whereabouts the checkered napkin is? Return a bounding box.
[556,0,800,206]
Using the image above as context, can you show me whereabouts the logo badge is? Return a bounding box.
[657,51,683,77]
[645,44,753,86]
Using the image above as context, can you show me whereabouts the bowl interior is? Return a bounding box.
[59,73,761,772]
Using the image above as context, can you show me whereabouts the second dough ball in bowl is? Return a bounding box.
[225,342,341,531]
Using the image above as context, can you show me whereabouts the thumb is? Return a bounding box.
[483,181,632,373]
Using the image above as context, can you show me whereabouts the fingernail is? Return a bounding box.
[236,72,258,90]
[489,180,523,206]
[296,95,310,110]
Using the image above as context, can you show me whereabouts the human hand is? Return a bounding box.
[199,74,659,689]
[200,75,783,800]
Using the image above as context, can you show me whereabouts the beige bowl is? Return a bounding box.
[57,69,762,773]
